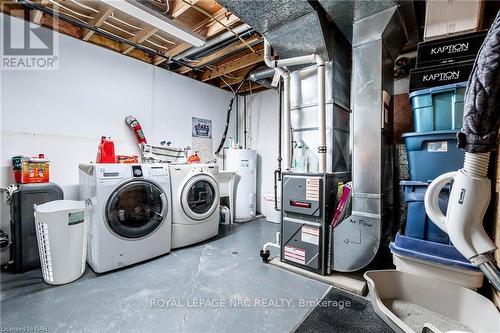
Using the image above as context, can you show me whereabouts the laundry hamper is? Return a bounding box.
[34,200,89,285]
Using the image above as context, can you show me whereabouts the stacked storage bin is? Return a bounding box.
[391,32,487,290]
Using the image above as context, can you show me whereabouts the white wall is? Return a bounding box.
[241,90,280,214]
[0,14,233,262]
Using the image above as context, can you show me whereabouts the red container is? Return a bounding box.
[96,136,116,163]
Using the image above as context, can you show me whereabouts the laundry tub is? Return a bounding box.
[263,193,281,224]
[390,233,483,290]
[365,270,500,333]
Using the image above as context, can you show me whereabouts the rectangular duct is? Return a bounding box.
[333,6,408,272]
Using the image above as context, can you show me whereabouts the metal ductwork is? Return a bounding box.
[217,0,333,62]
[318,0,418,44]
[333,6,408,272]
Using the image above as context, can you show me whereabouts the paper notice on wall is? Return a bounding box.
[301,226,319,245]
[284,245,305,265]
[191,117,213,162]
[306,178,320,202]
[191,137,213,162]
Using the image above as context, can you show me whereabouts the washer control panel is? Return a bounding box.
[145,165,169,180]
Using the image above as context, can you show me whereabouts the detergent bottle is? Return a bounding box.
[96,136,116,163]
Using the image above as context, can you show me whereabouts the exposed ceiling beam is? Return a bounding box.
[217,65,259,87]
[121,26,159,54]
[175,35,262,74]
[237,82,266,94]
[82,5,113,41]
[200,45,263,81]
[171,0,198,18]
[153,8,239,66]
[202,10,239,37]
[32,0,48,25]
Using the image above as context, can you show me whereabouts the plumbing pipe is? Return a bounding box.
[179,29,255,62]
[264,39,292,170]
[18,0,196,70]
[249,67,276,82]
[260,232,280,263]
[173,24,251,61]
[263,38,326,173]
[262,232,281,252]
[274,81,283,211]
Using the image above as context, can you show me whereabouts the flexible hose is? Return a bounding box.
[214,64,264,155]
[463,152,490,178]
[478,261,500,292]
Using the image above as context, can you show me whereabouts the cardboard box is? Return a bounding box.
[424,0,484,41]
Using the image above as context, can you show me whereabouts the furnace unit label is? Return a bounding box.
[305,178,320,202]
[284,245,305,265]
[301,226,319,245]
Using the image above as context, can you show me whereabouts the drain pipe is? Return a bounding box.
[260,232,281,263]
[263,39,326,173]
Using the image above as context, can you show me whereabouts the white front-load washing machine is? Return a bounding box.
[169,164,220,249]
[79,163,172,273]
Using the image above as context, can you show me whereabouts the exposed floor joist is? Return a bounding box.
[201,44,264,81]
[121,26,159,54]
[153,7,240,65]
[82,5,113,41]
[175,34,262,74]
[0,0,268,94]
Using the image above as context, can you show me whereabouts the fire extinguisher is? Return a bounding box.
[125,115,147,144]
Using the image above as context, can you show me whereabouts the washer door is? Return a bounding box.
[105,179,167,239]
[181,174,219,221]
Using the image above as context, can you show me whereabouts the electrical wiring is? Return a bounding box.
[214,64,261,155]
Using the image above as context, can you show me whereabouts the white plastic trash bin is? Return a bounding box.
[34,200,89,285]
[263,193,281,224]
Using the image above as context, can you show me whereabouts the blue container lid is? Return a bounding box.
[401,130,459,139]
[390,232,478,271]
[400,180,430,186]
[409,82,468,98]
[402,130,460,152]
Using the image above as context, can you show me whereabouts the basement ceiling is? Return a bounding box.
[0,0,268,95]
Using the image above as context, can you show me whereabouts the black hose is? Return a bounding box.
[214,64,262,155]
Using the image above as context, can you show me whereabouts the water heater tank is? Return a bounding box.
[224,149,257,220]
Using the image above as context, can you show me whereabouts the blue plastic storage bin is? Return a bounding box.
[390,232,478,271]
[400,181,450,244]
[409,82,466,132]
[403,130,465,181]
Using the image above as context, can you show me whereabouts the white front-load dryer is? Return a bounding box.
[169,164,220,249]
[79,163,172,273]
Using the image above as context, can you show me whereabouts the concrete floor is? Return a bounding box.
[1,219,337,333]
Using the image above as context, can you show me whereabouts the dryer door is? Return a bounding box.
[181,174,220,221]
[105,179,168,238]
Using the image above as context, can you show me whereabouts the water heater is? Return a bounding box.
[224,149,257,220]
